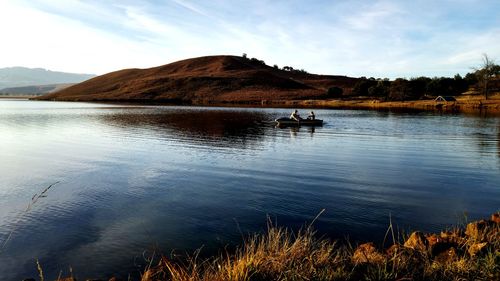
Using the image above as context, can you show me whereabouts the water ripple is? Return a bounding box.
[1,101,499,280]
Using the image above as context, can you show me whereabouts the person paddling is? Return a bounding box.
[307,111,315,120]
[290,110,301,121]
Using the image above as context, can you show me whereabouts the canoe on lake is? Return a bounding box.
[275,117,323,126]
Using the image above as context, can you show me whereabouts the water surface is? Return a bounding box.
[1,100,499,280]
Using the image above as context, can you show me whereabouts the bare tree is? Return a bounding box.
[474,54,500,100]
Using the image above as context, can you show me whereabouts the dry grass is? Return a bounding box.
[139,215,499,281]
[36,55,356,103]
[28,213,499,280]
[141,224,350,281]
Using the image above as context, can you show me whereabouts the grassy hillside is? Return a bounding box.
[37,55,358,103]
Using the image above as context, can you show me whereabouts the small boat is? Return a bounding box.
[275,117,323,127]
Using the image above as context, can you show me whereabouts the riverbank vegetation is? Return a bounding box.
[138,213,499,281]
[46,213,499,281]
[242,53,500,103]
[337,54,500,102]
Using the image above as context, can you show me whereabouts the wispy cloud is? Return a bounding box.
[341,1,404,31]
[0,0,498,77]
[170,0,210,17]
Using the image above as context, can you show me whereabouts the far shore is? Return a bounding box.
[20,93,500,115]
[261,96,500,113]
[0,95,36,99]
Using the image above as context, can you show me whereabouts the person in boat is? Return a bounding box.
[307,111,315,120]
[290,110,302,121]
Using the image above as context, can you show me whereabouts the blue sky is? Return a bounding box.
[0,0,499,78]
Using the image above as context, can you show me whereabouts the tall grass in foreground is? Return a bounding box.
[140,214,499,281]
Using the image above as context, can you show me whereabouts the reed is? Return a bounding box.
[36,259,44,281]
[0,181,59,253]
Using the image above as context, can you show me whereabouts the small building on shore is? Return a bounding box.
[435,96,456,102]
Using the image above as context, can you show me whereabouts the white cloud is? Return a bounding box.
[342,1,403,31]
[0,0,499,78]
[0,1,163,74]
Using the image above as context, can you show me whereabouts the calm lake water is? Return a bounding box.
[1,99,499,280]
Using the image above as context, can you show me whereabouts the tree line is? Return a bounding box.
[242,53,309,74]
[346,74,473,101]
[330,54,500,101]
[241,53,499,101]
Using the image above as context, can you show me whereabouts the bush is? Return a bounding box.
[389,78,414,101]
[410,77,431,99]
[250,57,266,65]
[352,79,377,96]
[368,80,390,98]
[327,87,343,98]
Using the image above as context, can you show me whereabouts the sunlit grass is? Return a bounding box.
[138,213,499,281]
[28,212,499,280]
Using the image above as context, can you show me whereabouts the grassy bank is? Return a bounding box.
[29,91,500,115]
[258,94,500,114]
[139,213,499,281]
[48,213,500,281]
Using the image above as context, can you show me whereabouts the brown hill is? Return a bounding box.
[37,55,358,104]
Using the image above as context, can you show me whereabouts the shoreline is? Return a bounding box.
[37,213,500,281]
[295,98,500,112]
[258,94,500,114]
[0,95,36,99]
[31,96,500,115]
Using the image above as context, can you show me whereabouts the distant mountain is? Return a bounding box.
[0,67,95,90]
[0,83,74,95]
[38,55,358,103]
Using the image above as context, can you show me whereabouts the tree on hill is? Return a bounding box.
[280,65,309,74]
[473,54,500,100]
[250,57,266,65]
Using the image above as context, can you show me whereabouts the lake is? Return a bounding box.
[1,99,499,280]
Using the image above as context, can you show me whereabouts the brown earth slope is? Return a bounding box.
[37,55,358,104]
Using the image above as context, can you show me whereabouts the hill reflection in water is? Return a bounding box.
[99,107,275,149]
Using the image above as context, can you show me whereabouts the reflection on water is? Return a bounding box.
[497,126,500,150]
[0,100,499,280]
[285,126,316,138]
[100,109,272,149]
